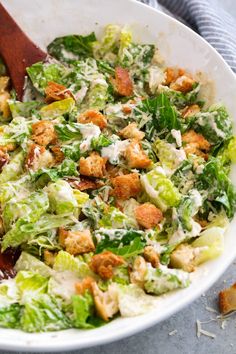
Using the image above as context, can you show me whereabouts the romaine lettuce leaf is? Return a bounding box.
[72,291,95,329]
[0,150,25,184]
[53,250,93,278]
[159,83,200,109]
[15,252,52,277]
[2,191,49,230]
[0,304,21,329]
[26,62,67,94]
[15,271,48,303]
[95,228,145,254]
[144,264,190,295]
[8,100,42,118]
[20,294,71,332]
[1,214,75,250]
[98,206,138,229]
[40,98,75,119]
[192,105,233,145]
[46,179,78,215]
[141,166,181,211]
[47,32,97,62]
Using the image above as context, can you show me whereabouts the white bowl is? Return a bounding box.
[1,0,236,352]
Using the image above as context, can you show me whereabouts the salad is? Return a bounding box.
[0,24,235,332]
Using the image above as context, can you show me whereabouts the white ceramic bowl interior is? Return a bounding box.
[1,0,236,351]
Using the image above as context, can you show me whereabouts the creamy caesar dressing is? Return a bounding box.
[79,123,101,152]
[101,139,130,164]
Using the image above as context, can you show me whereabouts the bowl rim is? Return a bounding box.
[1,0,236,352]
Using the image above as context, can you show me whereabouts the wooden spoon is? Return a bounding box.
[0,2,47,100]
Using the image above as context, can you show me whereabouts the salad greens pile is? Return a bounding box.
[0,24,235,332]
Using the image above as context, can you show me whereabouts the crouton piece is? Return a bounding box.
[0,150,9,172]
[112,67,133,96]
[31,120,57,147]
[182,130,211,160]
[59,228,95,255]
[89,251,125,280]
[122,106,132,114]
[124,140,151,169]
[143,246,159,268]
[119,123,145,141]
[219,283,236,315]
[135,203,163,229]
[50,145,65,164]
[79,152,107,178]
[26,143,54,171]
[164,67,185,86]
[44,250,56,267]
[75,277,95,295]
[45,81,74,103]
[112,173,141,200]
[66,176,103,191]
[170,75,195,93]
[0,142,16,153]
[91,282,119,321]
[130,256,147,288]
[78,110,107,130]
[182,104,200,118]
[170,244,196,273]
[0,77,9,92]
[0,91,10,119]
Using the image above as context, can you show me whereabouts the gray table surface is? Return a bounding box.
[2,0,236,353]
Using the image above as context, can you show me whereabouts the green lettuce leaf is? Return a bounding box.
[40,98,75,119]
[72,291,95,329]
[0,304,21,329]
[15,271,48,303]
[15,252,52,277]
[21,294,71,332]
[1,214,75,251]
[0,150,25,184]
[46,179,78,215]
[47,32,97,62]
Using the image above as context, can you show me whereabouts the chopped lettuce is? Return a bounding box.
[53,250,93,278]
[15,271,48,303]
[1,214,75,251]
[144,264,190,295]
[2,191,49,230]
[72,291,95,329]
[21,294,71,332]
[141,166,181,211]
[46,179,78,215]
[15,252,53,277]
[40,97,75,119]
[47,32,97,62]
[0,304,21,329]
[0,150,25,184]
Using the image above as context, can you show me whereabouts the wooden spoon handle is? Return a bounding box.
[0,2,47,100]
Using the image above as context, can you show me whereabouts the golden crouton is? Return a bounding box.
[89,251,125,280]
[124,140,151,169]
[170,75,195,93]
[0,77,9,92]
[182,130,211,160]
[219,283,236,315]
[143,246,159,268]
[45,81,74,103]
[182,104,200,118]
[91,282,119,321]
[119,123,145,141]
[135,203,163,229]
[0,91,10,119]
[75,277,95,295]
[112,173,141,200]
[44,250,56,267]
[25,143,54,171]
[79,152,107,178]
[164,67,185,86]
[112,67,133,97]
[50,145,65,164]
[0,143,16,153]
[130,256,147,288]
[59,228,95,255]
[78,109,107,130]
[170,244,196,273]
[31,120,57,147]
